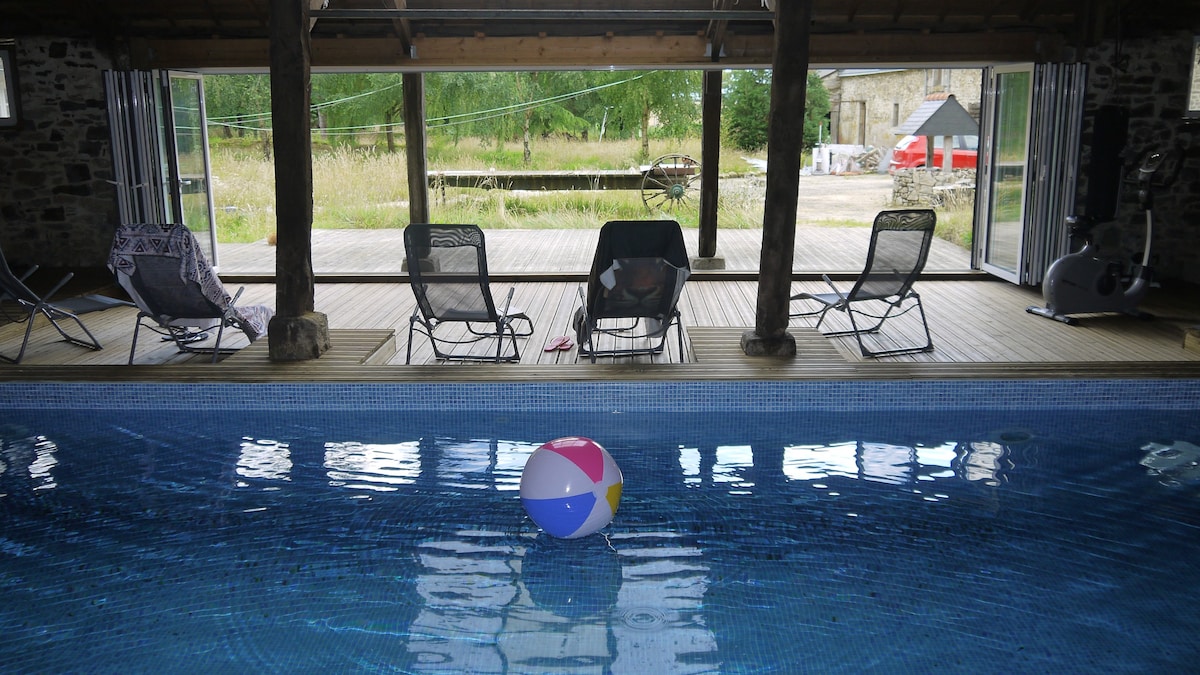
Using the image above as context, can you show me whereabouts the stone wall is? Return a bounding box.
[829,68,983,158]
[1079,33,1200,285]
[891,168,977,208]
[0,37,115,269]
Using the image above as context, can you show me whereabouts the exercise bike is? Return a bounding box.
[1027,149,1175,325]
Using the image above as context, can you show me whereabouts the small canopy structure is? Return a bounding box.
[896,93,979,171]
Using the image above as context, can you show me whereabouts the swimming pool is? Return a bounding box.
[2,381,1199,673]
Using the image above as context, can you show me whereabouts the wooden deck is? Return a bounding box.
[215,227,973,277]
[4,275,1200,383]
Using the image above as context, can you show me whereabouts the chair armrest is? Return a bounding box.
[498,286,515,318]
[821,273,848,302]
[222,286,246,321]
[575,285,588,320]
[40,272,75,303]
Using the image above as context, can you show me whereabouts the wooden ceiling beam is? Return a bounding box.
[310,8,772,22]
[127,29,1065,71]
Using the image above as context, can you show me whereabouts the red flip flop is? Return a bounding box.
[544,335,572,351]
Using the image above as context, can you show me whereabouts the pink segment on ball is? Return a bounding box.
[545,437,605,483]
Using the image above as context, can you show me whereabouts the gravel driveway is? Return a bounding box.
[728,161,895,225]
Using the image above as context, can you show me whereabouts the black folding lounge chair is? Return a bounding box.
[403,223,533,364]
[573,219,691,363]
[790,208,936,358]
[0,245,103,364]
[107,223,274,364]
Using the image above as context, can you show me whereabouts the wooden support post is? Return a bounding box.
[695,69,725,270]
[267,0,330,361]
[741,0,812,357]
[403,72,429,225]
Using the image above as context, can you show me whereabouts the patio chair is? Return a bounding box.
[403,223,533,364]
[0,245,103,364]
[573,219,691,363]
[790,208,936,358]
[107,222,273,364]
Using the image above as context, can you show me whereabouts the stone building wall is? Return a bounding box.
[0,37,116,269]
[831,68,983,157]
[1078,33,1200,285]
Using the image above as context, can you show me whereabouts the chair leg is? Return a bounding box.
[11,314,39,364]
[406,310,419,365]
[845,295,934,358]
[675,316,685,363]
[210,321,226,364]
[128,316,144,364]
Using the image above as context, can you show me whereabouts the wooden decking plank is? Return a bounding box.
[5,273,1200,380]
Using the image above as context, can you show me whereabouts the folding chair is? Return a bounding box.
[403,223,533,364]
[573,219,691,363]
[0,245,102,364]
[790,209,936,358]
[107,223,273,364]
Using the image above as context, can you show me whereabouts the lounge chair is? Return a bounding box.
[403,223,533,363]
[0,245,103,364]
[790,208,936,358]
[573,219,691,363]
[107,222,273,364]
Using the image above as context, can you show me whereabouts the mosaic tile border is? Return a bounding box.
[3,380,1199,412]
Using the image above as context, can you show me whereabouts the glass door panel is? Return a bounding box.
[165,73,219,266]
[981,66,1032,282]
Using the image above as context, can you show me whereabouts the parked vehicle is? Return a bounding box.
[888,134,978,172]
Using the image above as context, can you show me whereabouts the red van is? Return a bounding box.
[888,134,978,172]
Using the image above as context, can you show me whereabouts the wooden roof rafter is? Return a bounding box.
[706,0,735,62]
[388,0,414,56]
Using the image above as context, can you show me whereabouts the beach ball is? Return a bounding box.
[520,437,623,539]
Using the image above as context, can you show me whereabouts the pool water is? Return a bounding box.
[2,407,1199,673]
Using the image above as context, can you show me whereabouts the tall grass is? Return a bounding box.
[208,136,967,248]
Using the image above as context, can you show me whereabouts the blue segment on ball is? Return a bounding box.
[521,493,597,539]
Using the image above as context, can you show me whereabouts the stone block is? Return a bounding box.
[690,255,726,271]
[740,329,797,357]
[1185,326,1200,354]
[268,312,332,362]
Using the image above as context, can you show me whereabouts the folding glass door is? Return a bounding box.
[105,71,218,266]
[974,63,1087,285]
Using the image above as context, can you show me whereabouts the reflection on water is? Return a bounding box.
[407,530,715,672]
[1,410,1199,673]
[237,438,292,483]
[0,434,59,493]
[324,440,421,491]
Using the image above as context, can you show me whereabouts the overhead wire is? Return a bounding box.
[207,72,649,136]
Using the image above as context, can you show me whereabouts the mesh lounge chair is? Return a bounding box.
[0,246,103,364]
[404,223,533,364]
[573,219,691,363]
[790,208,936,358]
[107,222,273,364]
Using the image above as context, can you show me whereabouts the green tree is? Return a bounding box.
[203,74,271,140]
[203,74,273,158]
[803,71,831,150]
[723,69,832,153]
[590,70,700,160]
[723,69,771,152]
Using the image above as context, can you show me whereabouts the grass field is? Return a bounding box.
[208,134,972,248]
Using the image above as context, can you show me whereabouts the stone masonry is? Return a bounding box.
[0,37,115,269]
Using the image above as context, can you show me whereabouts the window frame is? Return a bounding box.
[1,44,21,129]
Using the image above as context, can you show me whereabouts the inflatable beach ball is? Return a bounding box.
[520,437,623,539]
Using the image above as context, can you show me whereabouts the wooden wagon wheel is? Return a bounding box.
[640,154,701,213]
